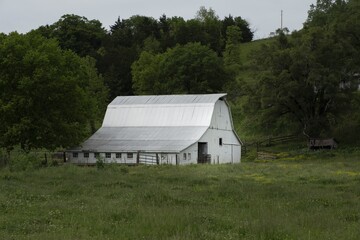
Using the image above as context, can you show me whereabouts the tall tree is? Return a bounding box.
[195,7,224,54]
[35,14,107,58]
[0,32,108,151]
[247,24,357,137]
[222,15,253,43]
[132,43,227,95]
[223,25,242,75]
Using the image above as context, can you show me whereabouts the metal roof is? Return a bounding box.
[75,94,228,153]
[109,93,226,105]
[103,94,227,127]
[79,126,208,152]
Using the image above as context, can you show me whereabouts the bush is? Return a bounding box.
[8,152,44,171]
[96,157,105,170]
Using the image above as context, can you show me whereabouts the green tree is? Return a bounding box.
[0,32,107,151]
[247,25,357,137]
[35,14,107,58]
[132,43,227,95]
[195,7,223,55]
[132,51,162,94]
[222,15,253,43]
[223,26,242,75]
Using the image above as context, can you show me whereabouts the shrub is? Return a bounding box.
[8,152,44,171]
[96,157,105,170]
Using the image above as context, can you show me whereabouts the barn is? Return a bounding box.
[68,93,242,165]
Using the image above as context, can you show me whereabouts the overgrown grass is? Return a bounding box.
[0,149,359,239]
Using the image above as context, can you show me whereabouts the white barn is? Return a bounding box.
[68,94,242,165]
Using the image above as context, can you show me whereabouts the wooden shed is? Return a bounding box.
[308,138,338,150]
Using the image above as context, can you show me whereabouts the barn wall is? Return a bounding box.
[199,129,241,164]
[68,152,137,165]
[202,99,241,163]
[209,99,233,130]
[178,99,241,165]
[179,143,198,165]
[159,153,177,165]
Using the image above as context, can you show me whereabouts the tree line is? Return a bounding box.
[0,7,252,151]
[35,7,253,99]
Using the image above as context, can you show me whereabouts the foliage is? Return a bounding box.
[35,14,107,58]
[132,43,227,94]
[6,152,46,171]
[0,32,108,151]
[96,157,105,170]
[0,151,359,239]
[31,10,253,100]
[222,15,254,43]
[240,0,359,138]
[223,25,242,76]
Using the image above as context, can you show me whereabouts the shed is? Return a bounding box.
[308,138,338,150]
[68,93,242,165]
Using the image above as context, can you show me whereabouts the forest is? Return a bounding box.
[0,0,359,152]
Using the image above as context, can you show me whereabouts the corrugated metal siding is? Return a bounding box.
[79,126,208,152]
[103,94,226,127]
[102,104,214,127]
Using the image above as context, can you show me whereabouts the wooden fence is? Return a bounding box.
[242,134,301,156]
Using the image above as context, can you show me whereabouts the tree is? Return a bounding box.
[0,32,108,151]
[195,7,223,55]
[35,14,107,58]
[222,15,253,43]
[132,42,227,95]
[132,51,162,94]
[223,26,242,75]
[247,25,357,137]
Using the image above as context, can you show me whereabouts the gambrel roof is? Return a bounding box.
[78,94,227,153]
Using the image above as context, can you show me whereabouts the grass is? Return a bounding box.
[0,149,359,239]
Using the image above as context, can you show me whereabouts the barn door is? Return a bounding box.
[198,142,209,164]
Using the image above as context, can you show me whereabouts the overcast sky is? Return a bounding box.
[0,0,316,39]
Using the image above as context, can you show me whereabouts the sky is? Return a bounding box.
[0,0,317,39]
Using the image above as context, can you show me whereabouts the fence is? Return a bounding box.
[0,150,67,167]
[242,135,302,156]
[198,154,211,164]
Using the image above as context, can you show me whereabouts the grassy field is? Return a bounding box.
[0,149,359,240]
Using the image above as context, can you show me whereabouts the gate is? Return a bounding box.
[138,153,159,165]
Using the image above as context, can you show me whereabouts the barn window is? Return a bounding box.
[183,153,187,160]
[105,153,111,158]
[188,153,191,160]
[116,153,121,158]
[94,153,99,158]
[84,152,89,158]
[73,152,78,158]
[219,138,223,146]
[127,153,133,158]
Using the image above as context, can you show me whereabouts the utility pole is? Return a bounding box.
[281,10,283,30]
